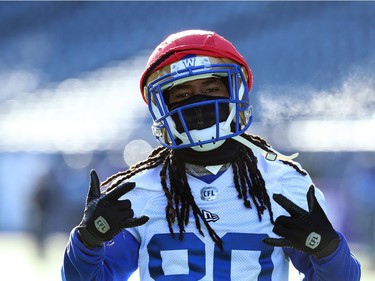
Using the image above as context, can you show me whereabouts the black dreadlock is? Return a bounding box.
[102,133,307,249]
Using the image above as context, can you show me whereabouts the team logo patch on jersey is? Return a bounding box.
[202,210,220,222]
[200,186,218,201]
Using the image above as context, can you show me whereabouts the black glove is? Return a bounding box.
[77,170,149,247]
[263,185,340,259]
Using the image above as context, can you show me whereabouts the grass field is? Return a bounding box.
[0,232,372,280]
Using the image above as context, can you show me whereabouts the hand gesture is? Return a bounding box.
[263,185,340,258]
[78,170,149,247]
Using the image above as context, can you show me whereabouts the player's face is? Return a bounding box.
[168,78,229,105]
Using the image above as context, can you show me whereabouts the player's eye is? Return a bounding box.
[174,92,191,99]
[168,91,192,103]
[206,88,219,93]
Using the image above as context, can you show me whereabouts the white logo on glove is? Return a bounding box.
[305,232,321,249]
[95,216,110,233]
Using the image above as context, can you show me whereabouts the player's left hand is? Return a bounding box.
[263,185,340,259]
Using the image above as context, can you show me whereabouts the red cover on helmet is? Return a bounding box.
[140,30,253,100]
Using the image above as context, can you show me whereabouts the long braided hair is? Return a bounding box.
[102,133,307,249]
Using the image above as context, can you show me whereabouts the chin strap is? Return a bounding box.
[232,135,299,162]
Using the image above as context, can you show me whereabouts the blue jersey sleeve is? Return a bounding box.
[287,232,361,281]
[61,227,140,281]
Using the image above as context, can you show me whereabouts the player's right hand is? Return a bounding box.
[77,169,149,248]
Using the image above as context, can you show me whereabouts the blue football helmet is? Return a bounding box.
[144,55,253,152]
[140,30,254,152]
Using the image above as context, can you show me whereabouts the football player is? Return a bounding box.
[62,30,361,280]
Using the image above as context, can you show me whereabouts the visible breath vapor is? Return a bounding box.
[257,71,375,123]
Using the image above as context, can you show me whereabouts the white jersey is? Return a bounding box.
[120,152,324,281]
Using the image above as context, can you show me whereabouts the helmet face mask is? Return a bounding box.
[145,55,253,151]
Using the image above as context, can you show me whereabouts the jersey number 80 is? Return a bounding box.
[147,232,274,280]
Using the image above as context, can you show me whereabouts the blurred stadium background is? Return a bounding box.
[0,1,374,280]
